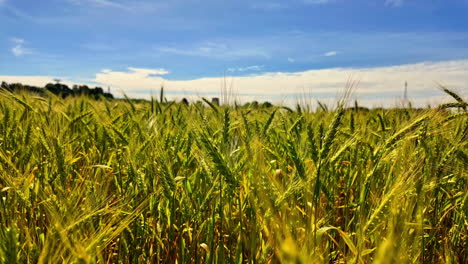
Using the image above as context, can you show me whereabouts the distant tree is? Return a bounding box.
[181,98,189,105]
[86,87,105,99]
[94,87,104,95]
[78,85,90,95]
[262,101,273,108]
[45,83,57,93]
[45,83,72,97]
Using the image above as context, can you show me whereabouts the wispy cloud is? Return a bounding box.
[10,38,31,56]
[288,57,295,63]
[12,46,26,56]
[66,0,129,10]
[385,0,404,7]
[228,65,264,72]
[81,42,119,52]
[323,51,338,56]
[4,4,83,24]
[151,31,468,67]
[156,42,270,59]
[303,0,332,5]
[65,0,166,13]
[10,37,25,44]
[250,2,286,10]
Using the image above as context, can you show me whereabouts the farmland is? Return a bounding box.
[0,90,466,263]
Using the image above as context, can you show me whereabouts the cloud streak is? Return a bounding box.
[156,42,270,59]
[323,51,338,57]
[250,2,286,10]
[64,0,168,14]
[66,0,129,10]
[303,0,332,5]
[127,67,170,75]
[228,65,264,72]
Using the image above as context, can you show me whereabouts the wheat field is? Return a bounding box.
[0,90,466,263]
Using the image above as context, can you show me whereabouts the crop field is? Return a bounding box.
[0,90,466,263]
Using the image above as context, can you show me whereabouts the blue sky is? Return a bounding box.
[1,0,467,106]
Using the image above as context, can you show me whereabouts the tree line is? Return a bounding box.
[1,81,114,99]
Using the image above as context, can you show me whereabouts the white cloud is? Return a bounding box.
[323,51,338,57]
[10,38,31,56]
[90,59,467,107]
[11,45,25,56]
[288,57,295,63]
[127,67,170,75]
[2,60,467,108]
[385,0,404,7]
[228,65,264,72]
[0,76,60,87]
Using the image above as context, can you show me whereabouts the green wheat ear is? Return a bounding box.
[319,104,345,160]
[202,97,219,113]
[438,84,466,107]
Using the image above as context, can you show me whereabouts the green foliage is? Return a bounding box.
[0,90,466,263]
[1,81,114,99]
